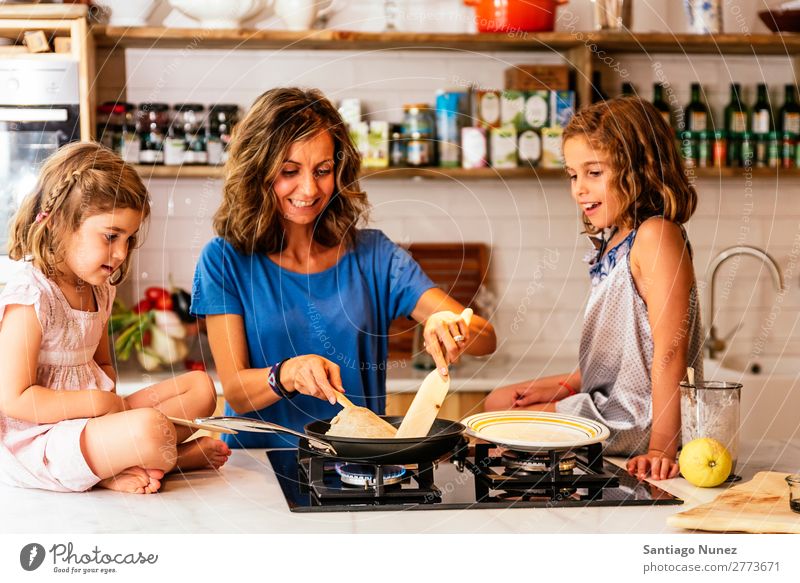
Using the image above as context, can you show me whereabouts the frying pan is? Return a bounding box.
[197,415,466,464]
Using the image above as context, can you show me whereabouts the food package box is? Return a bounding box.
[349,121,370,160]
[365,121,389,168]
[54,37,72,54]
[505,65,571,91]
[540,126,564,169]
[436,91,466,168]
[518,130,542,167]
[550,91,575,128]
[476,89,501,129]
[490,125,518,169]
[523,91,549,129]
[501,90,526,131]
[24,30,50,53]
[461,127,488,169]
[338,98,362,127]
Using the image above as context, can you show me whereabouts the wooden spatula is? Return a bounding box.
[394,308,472,438]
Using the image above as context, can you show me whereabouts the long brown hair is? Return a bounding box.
[8,142,150,284]
[563,96,697,235]
[214,87,369,254]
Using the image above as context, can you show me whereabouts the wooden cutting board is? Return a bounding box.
[667,472,800,533]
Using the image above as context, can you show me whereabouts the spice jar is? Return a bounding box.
[767,131,780,169]
[389,124,405,166]
[96,102,124,154]
[740,132,754,168]
[782,132,797,169]
[712,130,726,169]
[402,104,434,167]
[173,103,207,165]
[697,131,711,168]
[136,103,170,165]
[207,104,239,165]
[680,131,697,168]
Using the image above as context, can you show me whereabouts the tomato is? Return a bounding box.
[145,287,171,302]
[132,298,153,314]
[154,295,174,311]
[141,330,152,347]
[184,359,206,372]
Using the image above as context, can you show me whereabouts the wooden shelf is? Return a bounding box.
[93,26,583,52]
[92,26,800,55]
[132,164,567,180]
[132,164,800,181]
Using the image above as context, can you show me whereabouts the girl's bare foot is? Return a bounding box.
[96,467,164,494]
[175,436,231,471]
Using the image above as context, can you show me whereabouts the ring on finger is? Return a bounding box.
[453,334,465,343]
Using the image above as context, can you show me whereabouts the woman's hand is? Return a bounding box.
[423,310,471,376]
[626,451,680,481]
[280,355,344,404]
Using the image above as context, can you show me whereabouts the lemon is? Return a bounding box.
[679,437,732,488]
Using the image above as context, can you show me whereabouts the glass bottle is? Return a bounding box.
[724,84,748,167]
[751,83,773,135]
[652,83,671,127]
[779,84,800,136]
[685,83,711,133]
[621,82,635,96]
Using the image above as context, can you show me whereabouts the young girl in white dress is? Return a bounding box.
[0,142,230,494]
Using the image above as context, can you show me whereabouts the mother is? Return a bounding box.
[192,88,496,448]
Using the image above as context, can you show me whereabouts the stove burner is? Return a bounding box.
[501,450,577,474]
[334,463,406,487]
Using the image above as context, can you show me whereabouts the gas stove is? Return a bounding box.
[266,438,683,513]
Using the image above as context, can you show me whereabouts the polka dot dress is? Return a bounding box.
[556,225,704,456]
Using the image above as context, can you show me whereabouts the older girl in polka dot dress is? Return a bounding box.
[486,97,704,482]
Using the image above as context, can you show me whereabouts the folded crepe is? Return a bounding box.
[326,406,397,439]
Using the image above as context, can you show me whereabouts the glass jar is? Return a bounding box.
[679,131,697,168]
[207,104,239,165]
[389,123,405,166]
[740,131,754,168]
[96,102,124,153]
[173,103,207,165]
[767,131,780,169]
[680,381,742,477]
[782,132,797,169]
[712,130,726,168]
[136,103,170,165]
[697,131,711,167]
[402,103,434,167]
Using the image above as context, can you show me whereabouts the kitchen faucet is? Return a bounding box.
[705,246,783,360]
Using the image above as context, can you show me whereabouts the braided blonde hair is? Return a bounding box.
[8,142,150,284]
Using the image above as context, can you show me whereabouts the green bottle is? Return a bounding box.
[685,83,711,132]
[751,83,773,135]
[621,82,635,96]
[779,84,800,136]
[653,83,672,127]
[724,83,749,135]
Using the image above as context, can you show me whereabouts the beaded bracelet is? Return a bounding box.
[268,359,297,400]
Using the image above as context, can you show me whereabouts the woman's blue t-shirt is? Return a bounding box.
[191,229,435,448]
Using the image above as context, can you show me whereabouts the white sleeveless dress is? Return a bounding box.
[0,263,115,492]
[556,224,704,455]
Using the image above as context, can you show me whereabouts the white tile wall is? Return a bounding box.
[120,2,800,364]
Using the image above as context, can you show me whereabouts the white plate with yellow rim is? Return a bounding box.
[460,410,610,452]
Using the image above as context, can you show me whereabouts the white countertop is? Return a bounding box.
[115,354,577,396]
[3,439,797,534]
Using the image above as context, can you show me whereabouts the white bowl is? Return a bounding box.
[95,0,160,27]
[168,0,267,29]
